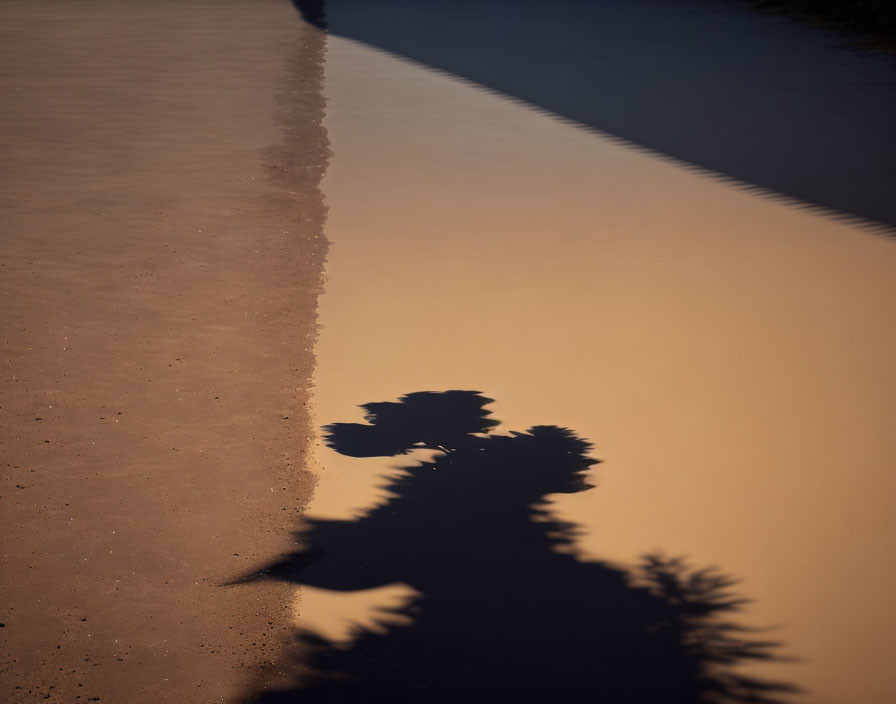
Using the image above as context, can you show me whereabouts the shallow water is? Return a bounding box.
[303,27,896,704]
[297,0,896,230]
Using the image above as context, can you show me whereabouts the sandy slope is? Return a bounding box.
[0,2,327,702]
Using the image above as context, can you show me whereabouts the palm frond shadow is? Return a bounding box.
[239,391,798,703]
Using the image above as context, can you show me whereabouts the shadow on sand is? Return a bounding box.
[291,0,896,233]
[235,391,797,703]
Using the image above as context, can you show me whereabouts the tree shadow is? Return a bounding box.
[291,0,896,234]
[235,391,798,702]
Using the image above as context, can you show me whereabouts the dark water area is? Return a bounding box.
[292,0,896,232]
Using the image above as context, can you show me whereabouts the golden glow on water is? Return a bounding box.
[304,37,896,702]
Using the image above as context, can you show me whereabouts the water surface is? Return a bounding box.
[303,32,896,703]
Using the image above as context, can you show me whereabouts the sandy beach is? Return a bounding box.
[3,1,896,702]
[0,2,327,701]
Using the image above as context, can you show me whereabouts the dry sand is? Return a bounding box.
[0,2,327,702]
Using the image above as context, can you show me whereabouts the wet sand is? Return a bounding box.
[302,36,896,703]
[0,2,327,702]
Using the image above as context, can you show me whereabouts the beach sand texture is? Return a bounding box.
[3,1,896,702]
[0,2,327,701]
